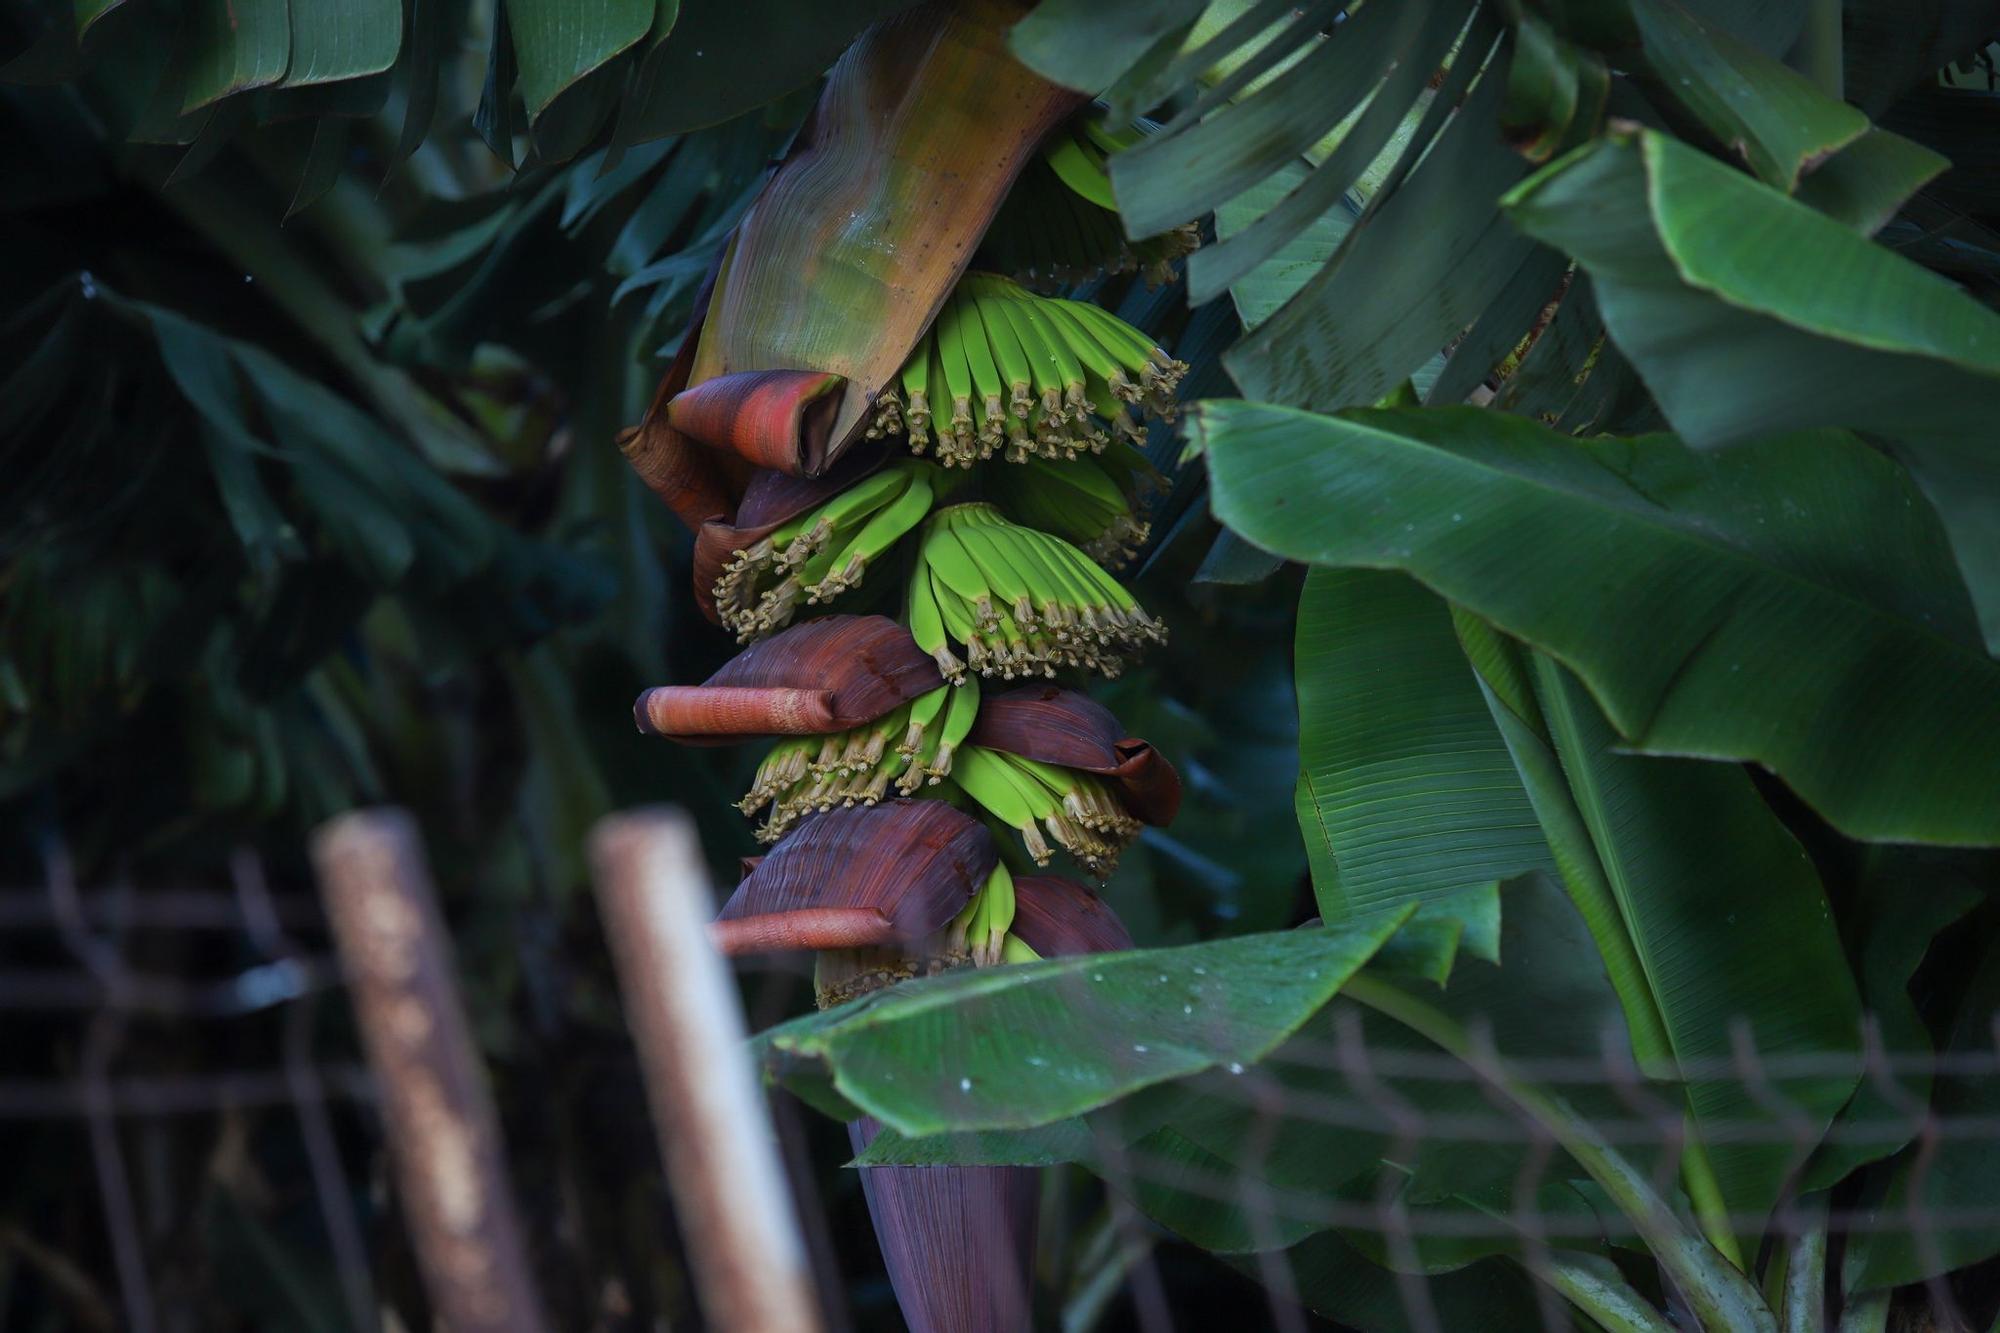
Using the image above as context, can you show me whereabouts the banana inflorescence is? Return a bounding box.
[713,460,938,641]
[869,273,1189,467]
[739,678,981,843]
[944,745,1143,875]
[909,501,1166,682]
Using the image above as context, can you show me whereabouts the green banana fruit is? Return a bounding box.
[715,463,926,641]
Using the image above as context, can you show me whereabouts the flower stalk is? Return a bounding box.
[612,11,1192,1328]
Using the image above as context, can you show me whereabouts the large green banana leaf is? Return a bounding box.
[1195,401,2000,847]
[1222,23,1530,413]
[1798,850,1983,1193]
[506,0,652,120]
[755,910,1412,1134]
[1252,1233,1566,1333]
[1528,661,1861,1243]
[767,879,1762,1325]
[1210,156,1353,346]
[1852,926,2000,1289]
[1294,570,1552,958]
[1501,127,2000,647]
[613,0,920,143]
[1627,0,1864,190]
[1114,875,1640,1261]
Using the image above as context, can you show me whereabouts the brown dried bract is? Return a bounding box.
[635,615,943,745]
[711,800,996,956]
[1010,876,1135,957]
[667,369,847,477]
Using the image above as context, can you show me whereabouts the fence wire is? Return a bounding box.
[4,848,376,1333]
[10,844,2000,1332]
[847,957,2000,1333]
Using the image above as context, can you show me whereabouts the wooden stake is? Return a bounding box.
[312,810,547,1333]
[590,808,824,1333]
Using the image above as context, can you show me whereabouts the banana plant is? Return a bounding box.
[741,1,2000,1329]
[10,0,2000,1328]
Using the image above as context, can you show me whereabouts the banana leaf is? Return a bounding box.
[1501,127,2000,647]
[1292,569,1552,961]
[505,0,651,120]
[755,910,1413,1132]
[1851,923,2000,1289]
[1197,402,2000,848]
[1117,875,1640,1261]
[1222,33,1533,414]
[1628,0,1864,191]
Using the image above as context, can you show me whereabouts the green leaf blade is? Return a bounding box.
[1631,0,1867,190]
[182,0,291,112]
[1223,46,1533,413]
[1294,568,1554,950]
[1198,400,2000,846]
[507,0,653,120]
[284,0,402,87]
[757,913,1413,1137]
[1536,662,1863,1240]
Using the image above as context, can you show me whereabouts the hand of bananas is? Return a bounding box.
[740,678,981,843]
[712,460,937,642]
[987,448,1158,569]
[870,273,1188,467]
[946,860,1018,968]
[909,501,1165,682]
[943,745,1143,876]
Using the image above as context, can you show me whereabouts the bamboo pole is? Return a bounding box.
[311,810,547,1333]
[589,808,824,1333]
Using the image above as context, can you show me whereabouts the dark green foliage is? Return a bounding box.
[9,0,2000,1329]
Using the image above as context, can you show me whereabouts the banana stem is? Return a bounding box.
[1523,1250,1676,1333]
[1341,972,1776,1333]
[1788,0,1844,101]
[1683,1127,1746,1272]
[1779,1193,1830,1333]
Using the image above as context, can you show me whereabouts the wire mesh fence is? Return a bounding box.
[3,846,376,1333]
[8,827,2000,1332]
[1061,1007,2000,1331]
